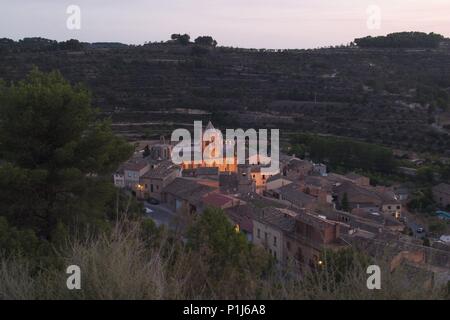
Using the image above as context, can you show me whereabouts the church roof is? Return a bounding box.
[205,121,215,131]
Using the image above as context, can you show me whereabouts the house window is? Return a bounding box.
[274,251,277,259]
[150,184,154,192]
[286,241,291,251]
[257,229,261,239]
[396,206,400,210]
[273,236,277,247]
[128,173,132,177]
[388,206,391,210]
[264,232,268,241]
[156,185,159,191]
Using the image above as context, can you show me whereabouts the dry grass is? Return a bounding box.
[0,220,447,300]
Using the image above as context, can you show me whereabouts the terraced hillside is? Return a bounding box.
[1,41,450,154]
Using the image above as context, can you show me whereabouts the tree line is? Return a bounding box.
[290,133,397,174]
[354,32,445,49]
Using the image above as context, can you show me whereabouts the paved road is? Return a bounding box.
[143,201,177,228]
[403,211,427,239]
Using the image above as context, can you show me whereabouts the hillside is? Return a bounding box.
[1,36,450,154]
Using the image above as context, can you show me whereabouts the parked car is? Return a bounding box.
[148,198,160,205]
[416,227,425,233]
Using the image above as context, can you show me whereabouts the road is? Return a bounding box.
[402,210,427,239]
[143,201,178,229]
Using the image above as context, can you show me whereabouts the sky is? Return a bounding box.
[1,0,450,49]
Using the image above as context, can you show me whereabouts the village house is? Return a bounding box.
[183,166,219,179]
[253,207,296,262]
[146,138,172,161]
[270,183,318,210]
[344,172,370,187]
[312,163,327,176]
[113,166,125,188]
[284,209,343,270]
[122,159,150,191]
[202,192,241,210]
[298,176,334,205]
[432,183,450,208]
[253,207,344,269]
[266,174,293,191]
[334,181,402,218]
[162,177,216,214]
[282,158,313,180]
[219,165,255,195]
[139,161,181,201]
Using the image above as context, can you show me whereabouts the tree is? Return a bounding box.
[186,207,273,298]
[354,32,444,49]
[416,167,435,184]
[0,68,134,240]
[143,145,151,158]
[341,193,350,212]
[170,33,191,45]
[194,36,217,47]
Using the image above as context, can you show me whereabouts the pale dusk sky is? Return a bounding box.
[1,0,449,49]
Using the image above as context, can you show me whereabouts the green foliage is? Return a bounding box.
[291,133,396,174]
[355,32,445,48]
[304,248,372,293]
[170,33,191,45]
[187,207,270,273]
[417,85,449,110]
[0,217,43,258]
[341,193,350,212]
[0,37,85,53]
[428,220,447,234]
[416,167,436,184]
[194,36,217,47]
[0,68,134,241]
[0,220,446,300]
[407,188,436,214]
[187,208,273,297]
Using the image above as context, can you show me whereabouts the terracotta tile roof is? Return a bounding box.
[202,192,235,208]
[276,183,317,206]
[163,177,215,205]
[123,160,149,172]
[141,161,180,179]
